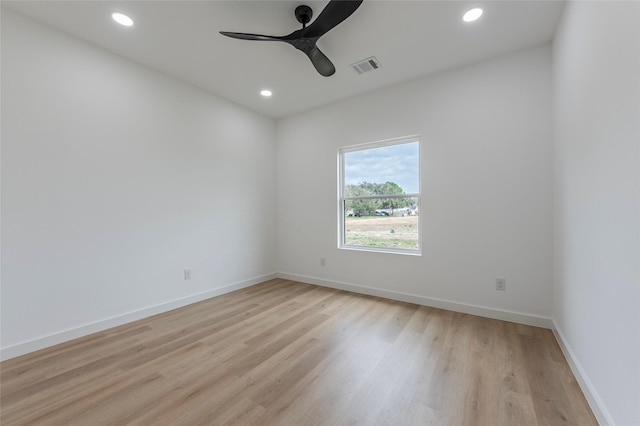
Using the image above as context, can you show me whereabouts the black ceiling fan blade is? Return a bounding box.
[306,46,336,77]
[304,0,364,38]
[220,31,283,42]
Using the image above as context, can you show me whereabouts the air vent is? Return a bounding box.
[350,56,381,74]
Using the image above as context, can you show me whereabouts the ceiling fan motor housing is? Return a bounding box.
[295,5,313,26]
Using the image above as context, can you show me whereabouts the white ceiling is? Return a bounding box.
[3,0,565,119]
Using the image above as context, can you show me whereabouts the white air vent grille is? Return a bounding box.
[350,56,381,74]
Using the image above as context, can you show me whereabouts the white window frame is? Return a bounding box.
[338,135,421,255]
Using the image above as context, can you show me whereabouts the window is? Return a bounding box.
[339,136,421,254]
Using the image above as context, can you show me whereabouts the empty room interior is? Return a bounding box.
[1,1,638,425]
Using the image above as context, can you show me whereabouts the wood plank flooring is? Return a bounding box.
[0,279,597,425]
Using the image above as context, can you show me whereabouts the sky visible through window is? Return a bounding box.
[344,141,419,194]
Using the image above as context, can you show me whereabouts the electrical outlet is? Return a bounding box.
[320,257,326,267]
[496,278,506,291]
[184,269,192,280]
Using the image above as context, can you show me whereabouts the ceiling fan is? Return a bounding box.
[220,0,364,77]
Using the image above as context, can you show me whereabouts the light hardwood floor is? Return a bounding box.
[1,279,597,425]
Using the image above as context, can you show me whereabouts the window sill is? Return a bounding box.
[338,245,422,256]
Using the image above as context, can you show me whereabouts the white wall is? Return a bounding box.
[553,2,640,425]
[277,45,553,321]
[1,10,277,358]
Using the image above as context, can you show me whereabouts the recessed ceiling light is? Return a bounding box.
[112,12,134,27]
[463,8,483,23]
[260,90,272,97]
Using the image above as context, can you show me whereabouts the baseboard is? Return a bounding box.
[277,272,553,329]
[552,321,613,426]
[0,272,277,361]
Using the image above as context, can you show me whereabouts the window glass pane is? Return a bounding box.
[344,197,419,250]
[340,138,420,253]
[344,141,419,195]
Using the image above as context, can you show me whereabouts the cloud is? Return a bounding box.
[344,142,419,193]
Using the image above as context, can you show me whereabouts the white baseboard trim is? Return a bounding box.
[0,273,277,361]
[552,321,613,426]
[277,272,553,329]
